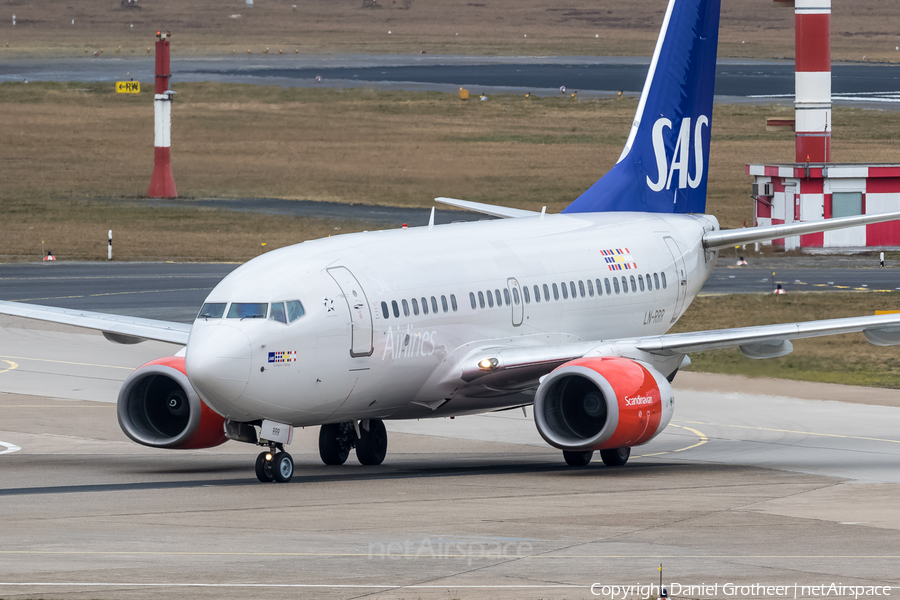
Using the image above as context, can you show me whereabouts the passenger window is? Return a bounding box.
[654,273,660,290]
[534,285,541,303]
[622,277,629,293]
[552,283,559,300]
[450,294,458,312]
[402,299,410,317]
[595,279,602,296]
[441,295,449,313]
[630,276,637,293]
[503,288,510,306]
[646,273,652,290]
[579,280,585,298]
[421,297,429,315]
[381,301,389,319]
[412,298,420,315]
[431,296,439,313]
[613,278,620,294]
[605,278,611,295]
[478,291,485,309]
[469,292,476,310]
[543,284,550,302]
[269,302,287,324]
[227,302,267,319]
[561,282,568,299]
[286,300,305,322]
[392,300,400,318]
[523,286,530,303]
[661,272,667,289]
[570,281,577,298]
[486,290,494,308]
[495,289,502,306]
[512,287,520,305]
[198,303,226,319]
[638,275,645,292]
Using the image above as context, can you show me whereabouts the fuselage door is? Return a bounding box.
[327,266,374,357]
[507,277,524,327]
[663,236,687,323]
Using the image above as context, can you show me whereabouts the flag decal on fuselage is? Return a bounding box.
[602,248,637,271]
[268,351,297,364]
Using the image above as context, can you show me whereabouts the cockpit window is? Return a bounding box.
[286,300,305,323]
[269,302,287,324]
[197,303,226,319]
[227,303,268,319]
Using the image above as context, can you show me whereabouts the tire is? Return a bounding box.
[563,450,594,467]
[318,423,352,466]
[273,452,294,483]
[356,419,388,466]
[255,451,275,482]
[600,447,631,467]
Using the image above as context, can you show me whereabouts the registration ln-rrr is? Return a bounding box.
[3,0,900,482]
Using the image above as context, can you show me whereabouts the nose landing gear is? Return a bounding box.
[255,443,294,483]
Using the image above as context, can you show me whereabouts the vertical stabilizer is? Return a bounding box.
[563,0,721,215]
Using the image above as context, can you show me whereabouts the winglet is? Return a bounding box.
[435,197,539,219]
[428,206,435,229]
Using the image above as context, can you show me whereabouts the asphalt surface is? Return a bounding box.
[0,256,895,324]
[1,321,899,598]
[3,55,900,104]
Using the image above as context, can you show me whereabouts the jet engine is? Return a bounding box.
[117,356,228,449]
[533,356,674,452]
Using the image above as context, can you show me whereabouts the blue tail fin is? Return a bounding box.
[563,0,721,215]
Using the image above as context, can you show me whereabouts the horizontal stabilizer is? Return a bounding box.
[703,211,900,251]
[435,197,540,219]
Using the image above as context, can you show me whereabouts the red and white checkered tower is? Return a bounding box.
[148,31,177,198]
[794,0,831,163]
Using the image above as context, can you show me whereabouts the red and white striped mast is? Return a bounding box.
[794,0,831,163]
[148,30,177,198]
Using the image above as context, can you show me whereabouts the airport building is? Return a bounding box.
[748,0,900,249]
[748,162,900,250]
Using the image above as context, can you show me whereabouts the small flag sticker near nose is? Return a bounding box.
[268,351,297,363]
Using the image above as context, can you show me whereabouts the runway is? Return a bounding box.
[3,55,900,105]
[1,316,900,598]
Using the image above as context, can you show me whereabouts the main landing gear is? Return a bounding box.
[318,419,388,466]
[562,447,631,468]
[255,444,294,483]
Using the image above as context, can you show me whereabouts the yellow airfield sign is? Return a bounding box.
[116,81,140,93]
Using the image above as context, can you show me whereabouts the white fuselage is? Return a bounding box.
[185,212,719,426]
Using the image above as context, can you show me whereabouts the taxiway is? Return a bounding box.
[1,308,899,598]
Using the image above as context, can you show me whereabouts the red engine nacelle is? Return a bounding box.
[117,356,228,450]
[533,356,674,452]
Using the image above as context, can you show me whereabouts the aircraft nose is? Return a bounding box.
[186,324,252,414]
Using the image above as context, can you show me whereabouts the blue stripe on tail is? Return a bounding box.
[563,0,721,215]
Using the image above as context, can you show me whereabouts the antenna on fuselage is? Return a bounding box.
[428,206,435,229]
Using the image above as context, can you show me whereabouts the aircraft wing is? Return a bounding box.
[0,300,191,346]
[462,313,900,384]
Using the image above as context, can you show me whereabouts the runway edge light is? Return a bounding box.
[148,30,177,199]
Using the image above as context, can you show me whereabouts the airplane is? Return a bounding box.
[2,0,900,484]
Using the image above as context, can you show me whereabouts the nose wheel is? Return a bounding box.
[255,446,294,483]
